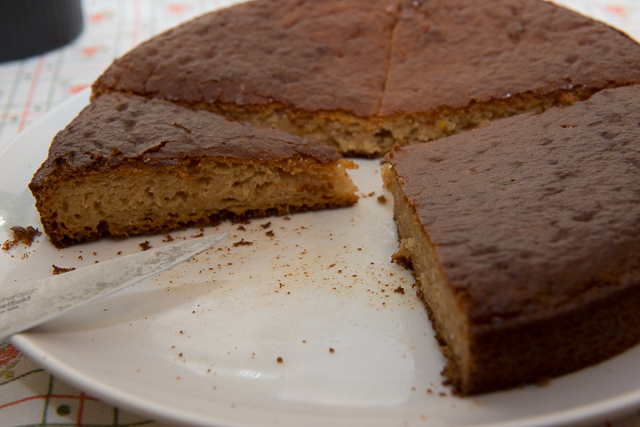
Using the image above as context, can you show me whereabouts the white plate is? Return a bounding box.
[2,91,640,427]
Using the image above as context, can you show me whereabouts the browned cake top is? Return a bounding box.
[30,92,343,189]
[382,0,640,115]
[93,0,640,118]
[93,0,397,117]
[386,85,640,327]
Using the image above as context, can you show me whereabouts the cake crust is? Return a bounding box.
[30,92,344,179]
[92,0,397,118]
[384,85,640,395]
[382,0,640,115]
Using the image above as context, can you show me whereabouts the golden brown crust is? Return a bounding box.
[92,0,398,117]
[385,85,640,394]
[381,0,640,115]
[31,92,342,189]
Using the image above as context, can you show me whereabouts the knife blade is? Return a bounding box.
[0,233,227,340]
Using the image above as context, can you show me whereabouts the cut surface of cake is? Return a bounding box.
[383,85,640,395]
[92,0,640,156]
[29,92,358,248]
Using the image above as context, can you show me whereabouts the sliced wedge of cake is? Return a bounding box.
[383,85,640,395]
[92,0,640,156]
[29,92,358,248]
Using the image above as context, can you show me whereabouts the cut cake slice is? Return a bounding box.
[92,0,640,156]
[29,92,358,248]
[383,85,640,395]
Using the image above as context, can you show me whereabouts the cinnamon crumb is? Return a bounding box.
[233,239,254,247]
[2,226,41,251]
[139,241,152,251]
[52,265,76,275]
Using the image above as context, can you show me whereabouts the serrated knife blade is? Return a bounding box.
[0,233,227,340]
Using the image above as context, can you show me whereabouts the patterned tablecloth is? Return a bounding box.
[1,1,640,426]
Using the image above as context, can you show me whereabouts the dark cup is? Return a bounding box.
[0,0,84,62]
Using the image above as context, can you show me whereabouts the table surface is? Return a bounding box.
[1,0,640,426]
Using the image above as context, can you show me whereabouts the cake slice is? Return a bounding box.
[29,93,358,248]
[383,85,640,395]
[92,0,640,156]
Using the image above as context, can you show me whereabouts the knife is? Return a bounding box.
[0,233,227,340]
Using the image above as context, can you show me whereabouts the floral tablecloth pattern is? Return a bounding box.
[1,0,640,426]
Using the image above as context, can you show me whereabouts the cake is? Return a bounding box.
[29,92,358,248]
[382,85,640,395]
[27,0,640,396]
[92,0,640,156]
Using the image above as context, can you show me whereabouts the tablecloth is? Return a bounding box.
[1,0,640,425]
